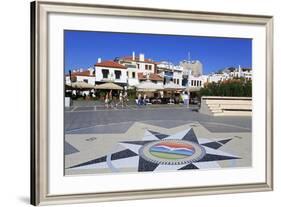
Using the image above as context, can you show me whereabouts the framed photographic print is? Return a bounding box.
[30,1,273,205]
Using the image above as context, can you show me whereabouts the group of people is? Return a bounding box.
[104,90,128,109]
[136,93,148,106]
[104,90,190,109]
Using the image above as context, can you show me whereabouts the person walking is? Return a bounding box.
[186,91,190,108]
[143,93,147,106]
[108,90,113,108]
[116,91,124,108]
[105,92,109,109]
[137,93,142,107]
[183,91,190,108]
[183,92,188,107]
[123,91,128,107]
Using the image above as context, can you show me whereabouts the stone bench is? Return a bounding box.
[199,96,252,116]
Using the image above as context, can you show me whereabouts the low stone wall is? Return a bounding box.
[199,96,252,116]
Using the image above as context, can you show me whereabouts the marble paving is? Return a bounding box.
[65,121,251,175]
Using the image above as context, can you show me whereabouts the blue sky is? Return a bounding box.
[64,30,252,74]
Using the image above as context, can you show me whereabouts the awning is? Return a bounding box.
[186,87,202,92]
[66,81,95,89]
[164,82,185,91]
[94,82,123,90]
[136,80,164,92]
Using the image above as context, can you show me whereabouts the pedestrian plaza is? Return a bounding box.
[64,105,252,175]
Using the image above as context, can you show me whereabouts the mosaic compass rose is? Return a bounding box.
[69,127,241,173]
[139,139,206,165]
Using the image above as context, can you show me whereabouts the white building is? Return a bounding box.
[187,75,205,89]
[65,52,251,98]
[156,61,183,86]
[228,66,252,80]
[206,73,230,83]
[206,66,252,83]
[65,68,95,85]
[157,60,206,91]
[118,52,158,87]
[137,72,164,86]
[242,69,252,80]
[94,59,127,86]
[201,75,209,85]
[180,60,203,77]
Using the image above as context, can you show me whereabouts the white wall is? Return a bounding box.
[76,76,96,85]
[128,78,139,87]
[66,76,96,85]
[173,71,183,85]
[188,75,204,87]
[95,66,127,84]
[0,0,280,207]
[65,76,71,84]
[127,68,139,86]
[208,73,229,83]
[137,62,155,73]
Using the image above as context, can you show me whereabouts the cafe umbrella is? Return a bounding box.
[136,80,164,92]
[66,81,95,90]
[94,82,123,90]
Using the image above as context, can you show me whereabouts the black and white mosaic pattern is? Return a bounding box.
[68,127,241,173]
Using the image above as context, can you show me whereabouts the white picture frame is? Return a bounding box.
[30,1,273,205]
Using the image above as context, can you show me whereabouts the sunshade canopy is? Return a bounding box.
[136,80,164,92]
[164,82,185,90]
[94,82,123,90]
[66,81,95,89]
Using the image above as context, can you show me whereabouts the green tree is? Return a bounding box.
[127,87,137,99]
[199,79,252,97]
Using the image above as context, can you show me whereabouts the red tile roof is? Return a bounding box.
[121,56,155,64]
[66,70,94,77]
[138,73,164,81]
[95,60,127,69]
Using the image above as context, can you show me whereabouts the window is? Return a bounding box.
[132,72,135,78]
[182,78,188,86]
[145,65,148,70]
[148,65,152,70]
[173,79,176,84]
[177,79,179,85]
[137,64,140,69]
[115,70,121,79]
[125,64,136,68]
[191,80,194,86]
[102,69,109,79]
[83,79,88,83]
